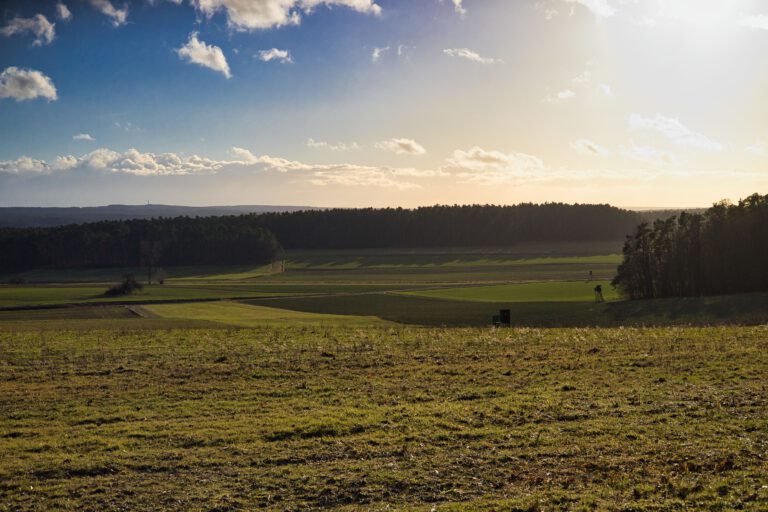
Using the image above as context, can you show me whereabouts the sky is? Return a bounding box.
[0,0,767,208]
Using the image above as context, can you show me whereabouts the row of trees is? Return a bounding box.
[0,216,282,272]
[0,203,642,273]
[250,204,642,249]
[0,203,641,273]
[612,193,768,299]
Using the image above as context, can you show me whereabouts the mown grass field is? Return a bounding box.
[0,283,285,308]
[0,283,423,309]
[251,292,768,328]
[1,325,767,510]
[142,301,389,327]
[0,246,621,311]
[399,281,620,303]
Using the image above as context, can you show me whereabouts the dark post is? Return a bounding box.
[499,309,511,326]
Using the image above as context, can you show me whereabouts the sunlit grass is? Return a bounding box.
[143,301,389,327]
[1,325,766,510]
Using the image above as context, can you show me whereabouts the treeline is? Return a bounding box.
[0,216,281,272]
[0,203,641,272]
[249,204,641,249]
[612,193,768,299]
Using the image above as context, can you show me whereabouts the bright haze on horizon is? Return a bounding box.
[0,0,766,208]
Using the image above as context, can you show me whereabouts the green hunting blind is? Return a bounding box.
[493,309,511,327]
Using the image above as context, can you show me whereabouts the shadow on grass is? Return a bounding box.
[248,292,768,328]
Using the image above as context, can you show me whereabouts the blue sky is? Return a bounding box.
[1,0,767,207]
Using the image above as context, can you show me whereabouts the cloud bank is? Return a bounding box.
[446,146,546,185]
[192,0,382,31]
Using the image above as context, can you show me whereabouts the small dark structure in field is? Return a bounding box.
[493,309,512,327]
[105,275,143,297]
[594,284,604,303]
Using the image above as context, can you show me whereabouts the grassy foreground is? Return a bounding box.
[1,325,767,510]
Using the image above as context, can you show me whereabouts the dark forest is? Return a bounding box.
[0,203,642,272]
[0,216,281,272]
[612,193,768,299]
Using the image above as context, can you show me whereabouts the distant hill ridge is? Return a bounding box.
[0,204,321,228]
[0,204,705,229]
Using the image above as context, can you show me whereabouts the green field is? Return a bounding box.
[0,248,622,311]
[3,246,768,329]
[400,281,620,303]
[2,325,767,510]
[0,283,285,308]
[143,301,388,327]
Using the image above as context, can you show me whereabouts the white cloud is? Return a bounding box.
[307,138,359,151]
[55,155,79,170]
[79,148,224,175]
[629,113,723,151]
[73,133,96,142]
[1,146,437,190]
[739,14,768,30]
[447,146,543,171]
[309,168,421,189]
[0,156,51,175]
[258,48,293,63]
[572,139,611,157]
[443,48,503,65]
[192,0,381,31]
[177,32,232,78]
[375,138,427,155]
[543,8,559,20]
[56,3,73,21]
[563,0,615,18]
[747,142,768,157]
[597,82,613,96]
[88,0,129,26]
[545,88,576,103]
[571,70,592,84]
[452,0,467,16]
[0,154,80,175]
[562,70,614,98]
[371,46,390,62]
[114,121,141,132]
[230,146,261,163]
[0,15,56,46]
[620,142,678,167]
[0,67,58,102]
[233,146,425,188]
[446,146,546,184]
